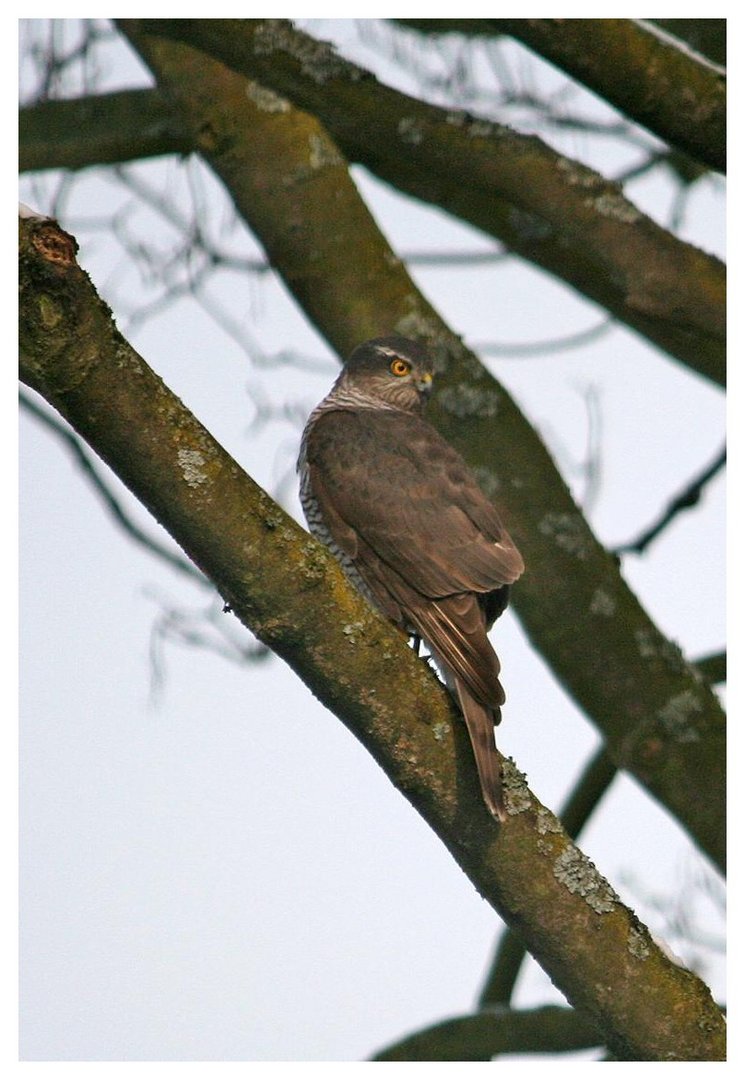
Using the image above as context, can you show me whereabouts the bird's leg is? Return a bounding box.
[409,632,441,677]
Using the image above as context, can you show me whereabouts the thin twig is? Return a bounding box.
[21,389,205,583]
[476,317,613,358]
[615,445,725,556]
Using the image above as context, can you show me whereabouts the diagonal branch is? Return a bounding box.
[396,18,725,173]
[479,747,618,1008]
[498,20,725,173]
[479,637,724,1010]
[18,211,725,1061]
[393,19,726,68]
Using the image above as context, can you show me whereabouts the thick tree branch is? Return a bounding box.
[125,19,725,387]
[18,212,725,1061]
[113,25,726,873]
[479,667,722,1008]
[19,87,192,173]
[17,92,688,380]
[652,20,726,66]
[479,746,618,1008]
[500,20,725,174]
[371,1004,603,1061]
[394,18,727,68]
[397,19,725,173]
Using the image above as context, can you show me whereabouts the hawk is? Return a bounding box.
[298,336,524,820]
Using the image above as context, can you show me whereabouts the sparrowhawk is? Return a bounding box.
[298,336,524,820]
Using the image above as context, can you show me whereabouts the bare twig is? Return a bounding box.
[21,389,205,584]
[476,317,613,358]
[146,589,270,705]
[615,445,725,555]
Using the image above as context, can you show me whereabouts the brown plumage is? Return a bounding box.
[298,336,524,820]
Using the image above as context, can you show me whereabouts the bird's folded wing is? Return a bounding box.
[305,409,524,601]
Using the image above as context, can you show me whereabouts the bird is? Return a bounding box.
[297,335,524,820]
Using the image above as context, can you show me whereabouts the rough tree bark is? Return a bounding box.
[396,18,726,172]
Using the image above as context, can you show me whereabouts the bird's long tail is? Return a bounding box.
[455,677,506,822]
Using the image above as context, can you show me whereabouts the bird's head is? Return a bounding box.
[338,336,434,414]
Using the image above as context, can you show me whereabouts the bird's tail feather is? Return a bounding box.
[455,677,506,822]
[412,596,505,713]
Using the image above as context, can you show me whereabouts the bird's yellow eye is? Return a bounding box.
[389,358,411,377]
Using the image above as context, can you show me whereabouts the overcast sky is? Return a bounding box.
[19,17,725,1063]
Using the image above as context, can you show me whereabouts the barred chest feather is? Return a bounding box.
[297,393,392,615]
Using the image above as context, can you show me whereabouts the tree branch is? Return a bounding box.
[393,18,727,67]
[123,19,725,387]
[694,651,726,686]
[397,19,725,173]
[478,643,723,1009]
[503,20,724,173]
[371,1004,603,1061]
[18,211,725,1061]
[111,23,726,873]
[479,747,618,1008]
[19,87,192,172]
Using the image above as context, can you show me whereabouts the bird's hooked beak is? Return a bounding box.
[415,371,433,398]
